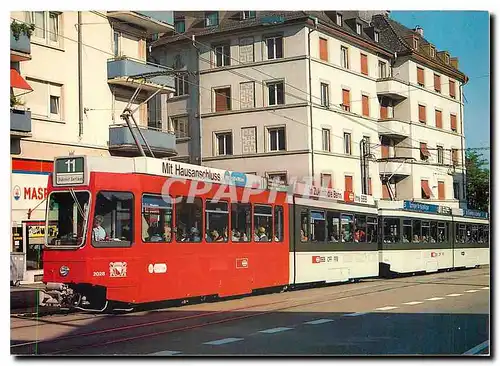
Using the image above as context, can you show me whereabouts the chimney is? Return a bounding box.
[414,26,423,37]
[450,57,459,69]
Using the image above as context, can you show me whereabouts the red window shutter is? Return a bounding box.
[342,89,350,109]
[345,175,353,192]
[361,54,368,75]
[382,184,390,199]
[362,95,369,117]
[421,180,432,199]
[450,114,457,131]
[381,144,389,158]
[418,104,426,123]
[438,181,445,200]
[449,80,456,98]
[215,89,229,112]
[435,110,442,128]
[319,38,328,61]
[380,105,388,119]
[417,67,425,85]
[434,74,441,92]
[368,178,372,196]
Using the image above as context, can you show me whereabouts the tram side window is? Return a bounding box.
[412,220,421,242]
[421,221,430,242]
[327,211,340,242]
[430,221,438,243]
[274,206,284,242]
[310,211,326,242]
[175,197,202,242]
[366,217,378,243]
[477,226,484,243]
[354,215,367,242]
[471,225,478,242]
[437,222,446,242]
[466,225,472,243]
[231,203,251,242]
[341,214,354,242]
[254,205,272,242]
[483,225,489,244]
[402,219,412,243]
[206,200,229,242]
[383,218,399,243]
[457,224,466,243]
[142,194,172,243]
[93,191,133,247]
[300,209,309,242]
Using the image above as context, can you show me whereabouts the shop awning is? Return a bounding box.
[11,69,32,91]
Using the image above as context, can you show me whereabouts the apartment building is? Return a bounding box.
[150,11,467,206]
[10,10,175,282]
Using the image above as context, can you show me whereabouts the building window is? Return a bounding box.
[342,88,350,112]
[435,109,443,129]
[320,83,329,107]
[420,142,431,161]
[266,36,283,60]
[449,80,456,99]
[214,44,230,67]
[413,38,418,49]
[362,95,370,117]
[430,46,435,58]
[319,37,328,61]
[321,173,332,188]
[434,74,441,93]
[360,53,368,75]
[268,127,286,152]
[205,11,219,27]
[322,128,331,152]
[452,149,459,166]
[437,146,444,165]
[344,132,352,155]
[216,132,233,156]
[172,117,189,138]
[174,74,189,96]
[438,181,445,200]
[356,23,362,35]
[267,81,284,106]
[345,175,353,192]
[241,11,256,20]
[336,13,343,26]
[417,67,425,87]
[341,46,349,69]
[49,95,60,115]
[268,173,287,185]
[26,78,63,121]
[378,61,387,78]
[214,87,231,112]
[445,54,450,64]
[418,104,426,123]
[174,18,185,33]
[374,31,379,43]
[450,114,458,132]
[453,182,460,199]
[27,11,61,46]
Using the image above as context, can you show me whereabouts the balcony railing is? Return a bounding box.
[378,118,410,139]
[376,77,409,100]
[10,108,31,136]
[108,124,177,158]
[378,159,412,177]
[10,28,31,62]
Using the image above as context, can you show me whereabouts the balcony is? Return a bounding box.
[107,57,175,93]
[107,11,173,34]
[378,158,412,178]
[10,108,31,137]
[10,29,31,62]
[108,124,177,158]
[376,77,408,101]
[378,118,410,139]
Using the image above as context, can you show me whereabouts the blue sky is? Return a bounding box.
[390,11,490,160]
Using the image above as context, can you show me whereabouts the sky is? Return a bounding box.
[390,11,490,161]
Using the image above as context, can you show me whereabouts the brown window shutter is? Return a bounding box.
[434,74,441,92]
[452,149,459,165]
[342,89,350,110]
[215,89,229,112]
[449,80,456,98]
[417,67,425,85]
[438,181,445,200]
[418,104,426,123]
[382,184,390,199]
[421,180,432,199]
[381,144,389,158]
[368,178,372,196]
[360,54,368,75]
[319,38,328,61]
[345,175,353,192]
[380,105,388,119]
[435,110,442,128]
[362,95,369,117]
[420,142,431,158]
[450,114,457,131]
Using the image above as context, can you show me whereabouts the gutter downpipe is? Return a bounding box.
[308,17,318,184]
[78,12,83,137]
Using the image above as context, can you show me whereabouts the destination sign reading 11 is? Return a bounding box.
[55,157,85,185]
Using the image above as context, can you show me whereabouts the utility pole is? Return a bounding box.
[360,138,369,194]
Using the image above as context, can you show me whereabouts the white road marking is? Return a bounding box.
[425,297,444,301]
[481,287,490,290]
[344,312,369,317]
[465,290,479,293]
[149,350,182,356]
[463,340,489,355]
[374,306,398,311]
[304,318,334,325]
[203,337,244,346]
[259,327,293,334]
[447,293,463,297]
[403,301,423,305]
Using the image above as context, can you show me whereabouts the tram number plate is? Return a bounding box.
[93,271,106,277]
[55,157,85,185]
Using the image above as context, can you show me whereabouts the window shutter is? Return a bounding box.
[434,74,441,92]
[417,67,425,85]
[342,89,350,109]
[421,180,432,199]
[360,54,368,75]
[438,181,445,200]
[215,89,228,112]
[380,105,388,119]
[418,104,426,123]
[449,80,456,98]
[382,184,390,199]
[381,144,389,158]
[435,110,442,128]
[345,175,353,192]
[362,95,369,117]
[450,114,457,131]
[319,38,328,61]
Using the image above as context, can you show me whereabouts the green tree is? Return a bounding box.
[465,150,490,211]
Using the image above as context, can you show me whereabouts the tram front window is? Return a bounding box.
[46,191,89,247]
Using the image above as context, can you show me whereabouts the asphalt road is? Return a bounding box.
[11,266,490,356]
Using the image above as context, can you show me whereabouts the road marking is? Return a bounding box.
[259,327,293,334]
[203,338,244,346]
[463,340,489,355]
[403,301,423,305]
[447,293,463,297]
[425,297,444,301]
[304,319,334,325]
[465,290,479,293]
[374,306,398,311]
[481,287,490,290]
[344,312,369,317]
[149,350,182,356]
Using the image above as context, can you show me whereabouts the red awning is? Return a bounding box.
[11,69,32,91]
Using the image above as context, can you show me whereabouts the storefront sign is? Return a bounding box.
[463,209,489,219]
[403,200,439,213]
[11,173,50,211]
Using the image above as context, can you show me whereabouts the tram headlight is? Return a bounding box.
[59,265,70,277]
